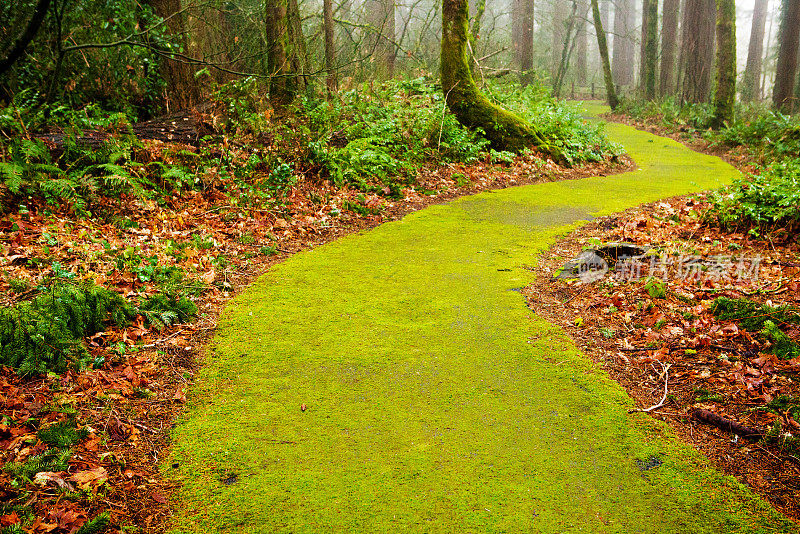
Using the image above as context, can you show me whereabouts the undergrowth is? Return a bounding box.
[0,78,622,214]
[0,277,197,375]
[617,97,800,240]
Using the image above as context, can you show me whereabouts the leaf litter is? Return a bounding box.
[0,131,631,533]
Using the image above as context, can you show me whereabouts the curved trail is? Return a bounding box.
[168,104,794,533]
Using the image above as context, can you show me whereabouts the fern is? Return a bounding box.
[37,421,88,448]
[0,281,136,374]
[75,513,110,534]
[4,448,72,480]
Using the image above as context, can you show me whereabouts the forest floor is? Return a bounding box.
[2,104,798,533]
[519,108,800,522]
[164,109,792,532]
[0,123,628,532]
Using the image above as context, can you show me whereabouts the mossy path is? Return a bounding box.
[168,104,795,533]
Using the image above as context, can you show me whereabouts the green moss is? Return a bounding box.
[167,104,792,532]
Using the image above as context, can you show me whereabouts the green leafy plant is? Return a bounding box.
[705,159,800,236]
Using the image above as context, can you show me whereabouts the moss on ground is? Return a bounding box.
[166,104,795,533]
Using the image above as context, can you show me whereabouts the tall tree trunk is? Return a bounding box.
[265,0,296,110]
[612,0,635,87]
[680,0,716,103]
[712,0,736,128]
[640,0,658,99]
[441,0,555,154]
[323,0,337,95]
[773,0,800,112]
[518,0,535,85]
[742,0,768,101]
[367,0,396,77]
[147,0,199,110]
[591,0,618,108]
[659,0,679,97]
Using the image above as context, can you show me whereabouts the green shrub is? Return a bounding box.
[0,282,135,375]
[37,421,88,448]
[711,297,799,331]
[75,513,110,534]
[705,159,800,235]
[139,293,198,329]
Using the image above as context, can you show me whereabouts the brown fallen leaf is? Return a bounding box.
[173,388,187,403]
[69,466,108,490]
[151,490,167,504]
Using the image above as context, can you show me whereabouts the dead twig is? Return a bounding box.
[629,361,671,413]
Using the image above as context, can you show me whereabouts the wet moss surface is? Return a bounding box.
[167,103,795,533]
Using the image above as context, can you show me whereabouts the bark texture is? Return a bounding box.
[680,0,716,103]
[742,0,768,100]
[773,0,800,112]
[147,0,199,110]
[712,0,736,128]
[591,0,618,109]
[441,0,554,154]
[659,0,679,97]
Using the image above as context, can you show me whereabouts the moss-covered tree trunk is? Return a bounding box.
[641,0,658,100]
[590,0,618,109]
[147,0,200,110]
[265,0,296,110]
[441,0,554,155]
[711,0,736,128]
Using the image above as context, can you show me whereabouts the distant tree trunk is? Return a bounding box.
[640,0,658,99]
[441,0,555,154]
[552,1,569,79]
[680,0,716,103]
[600,0,609,32]
[147,0,199,110]
[575,1,588,86]
[659,0,679,97]
[0,0,52,77]
[742,0,768,101]
[612,0,635,87]
[519,0,535,85]
[512,0,522,69]
[773,0,800,112]
[323,0,337,95]
[367,0,396,76]
[553,1,581,97]
[265,0,296,110]
[591,0,618,109]
[711,0,736,128]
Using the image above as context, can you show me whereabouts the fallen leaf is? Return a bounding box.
[69,466,108,490]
